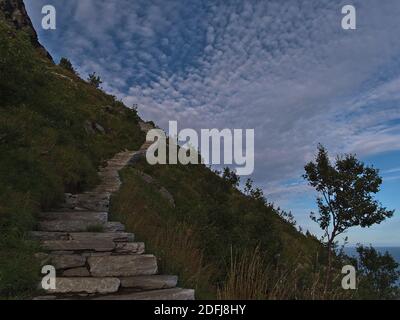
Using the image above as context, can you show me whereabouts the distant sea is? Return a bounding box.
[344,247,400,264]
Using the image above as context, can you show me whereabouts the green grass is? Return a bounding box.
[0,19,144,298]
[0,12,344,300]
[111,160,329,299]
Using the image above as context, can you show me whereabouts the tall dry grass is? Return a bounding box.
[113,169,351,300]
[217,247,352,300]
[110,170,215,298]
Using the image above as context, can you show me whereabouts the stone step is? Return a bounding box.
[30,231,70,241]
[88,255,158,277]
[62,267,90,277]
[94,187,120,193]
[49,254,86,269]
[93,288,195,300]
[62,193,111,212]
[44,277,120,294]
[31,231,134,242]
[99,180,120,184]
[81,191,112,197]
[39,211,108,222]
[69,232,134,243]
[32,146,195,300]
[119,275,178,290]
[114,242,145,254]
[42,239,115,252]
[104,222,125,232]
[62,192,107,202]
[38,220,107,232]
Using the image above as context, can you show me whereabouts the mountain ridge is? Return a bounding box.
[0,0,331,300]
[0,0,52,60]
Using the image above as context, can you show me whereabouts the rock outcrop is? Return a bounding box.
[0,0,53,60]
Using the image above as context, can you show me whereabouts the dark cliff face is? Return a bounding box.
[0,0,53,61]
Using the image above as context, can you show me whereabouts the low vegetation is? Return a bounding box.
[111,149,398,300]
[1,10,398,299]
[0,19,144,298]
[111,161,331,299]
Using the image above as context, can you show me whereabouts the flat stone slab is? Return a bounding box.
[47,277,120,294]
[88,255,158,277]
[30,231,70,241]
[93,288,195,300]
[62,267,90,277]
[50,254,86,269]
[61,193,111,211]
[115,242,145,254]
[33,296,57,300]
[75,200,110,212]
[69,232,134,243]
[119,275,178,290]
[104,222,125,232]
[39,211,108,223]
[42,239,115,252]
[38,220,107,232]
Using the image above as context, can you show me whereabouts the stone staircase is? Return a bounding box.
[32,123,194,300]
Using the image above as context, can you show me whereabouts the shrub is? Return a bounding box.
[355,246,400,300]
[87,72,103,88]
[59,57,76,74]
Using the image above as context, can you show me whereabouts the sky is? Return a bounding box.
[24,0,400,246]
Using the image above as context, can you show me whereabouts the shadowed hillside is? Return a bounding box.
[1,0,339,300]
[0,1,144,298]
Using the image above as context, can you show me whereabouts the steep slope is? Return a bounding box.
[0,0,52,60]
[0,2,144,298]
[111,158,325,299]
[1,1,328,300]
[33,134,194,300]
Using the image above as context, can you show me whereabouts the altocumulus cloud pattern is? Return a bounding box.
[25,0,400,244]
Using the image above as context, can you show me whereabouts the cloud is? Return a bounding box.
[24,0,400,238]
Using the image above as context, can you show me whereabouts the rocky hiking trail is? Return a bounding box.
[32,122,195,300]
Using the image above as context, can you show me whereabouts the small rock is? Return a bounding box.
[94,123,106,134]
[84,121,95,135]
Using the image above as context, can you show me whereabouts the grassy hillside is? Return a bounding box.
[1,7,339,300]
[0,18,144,298]
[111,160,336,299]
